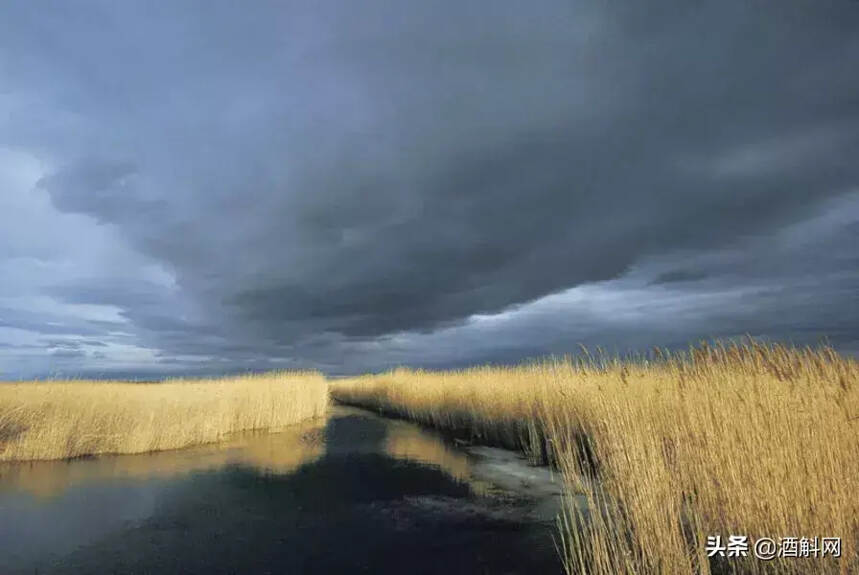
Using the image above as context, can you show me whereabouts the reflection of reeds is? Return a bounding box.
[331,341,859,575]
[0,417,327,498]
[384,422,470,480]
[0,372,328,462]
[383,420,487,490]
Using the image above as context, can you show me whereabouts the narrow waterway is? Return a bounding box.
[0,405,563,574]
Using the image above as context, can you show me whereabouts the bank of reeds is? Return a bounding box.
[0,414,327,497]
[0,371,328,461]
[330,341,858,575]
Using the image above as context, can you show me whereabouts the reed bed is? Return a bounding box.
[0,415,327,497]
[0,371,328,461]
[330,341,859,575]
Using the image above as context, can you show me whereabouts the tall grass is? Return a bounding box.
[330,341,858,574]
[0,371,328,461]
[0,415,327,498]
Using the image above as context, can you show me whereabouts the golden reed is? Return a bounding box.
[331,341,858,574]
[0,371,328,461]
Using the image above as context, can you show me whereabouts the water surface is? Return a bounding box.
[0,406,562,574]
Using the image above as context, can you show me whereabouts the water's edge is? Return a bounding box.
[1,404,567,574]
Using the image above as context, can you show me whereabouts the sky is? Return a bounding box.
[1,1,858,379]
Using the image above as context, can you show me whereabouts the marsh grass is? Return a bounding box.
[0,415,327,498]
[330,341,859,574]
[0,371,328,461]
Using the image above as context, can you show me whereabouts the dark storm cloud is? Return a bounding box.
[38,159,165,225]
[651,270,711,285]
[1,0,858,376]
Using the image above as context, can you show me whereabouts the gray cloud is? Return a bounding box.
[38,159,166,225]
[49,348,87,359]
[1,0,858,377]
[651,270,711,285]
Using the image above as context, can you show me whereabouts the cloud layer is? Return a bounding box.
[1,1,858,377]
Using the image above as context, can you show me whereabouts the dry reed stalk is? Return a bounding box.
[331,341,858,574]
[0,371,328,461]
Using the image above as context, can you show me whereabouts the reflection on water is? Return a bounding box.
[0,405,560,575]
[383,419,496,495]
[0,416,328,572]
[0,417,327,499]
